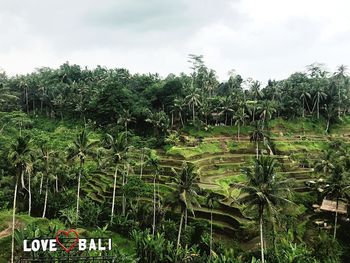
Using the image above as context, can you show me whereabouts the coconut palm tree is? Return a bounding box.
[205,190,221,258]
[174,97,185,127]
[8,135,32,263]
[67,128,97,221]
[117,109,135,143]
[168,161,200,248]
[219,97,234,125]
[139,147,150,179]
[312,89,327,119]
[258,100,276,128]
[104,132,128,223]
[233,108,248,141]
[250,121,268,159]
[300,87,311,118]
[147,151,160,236]
[38,144,59,218]
[234,156,293,263]
[250,81,263,122]
[334,65,348,117]
[185,83,201,123]
[323,165,350,240]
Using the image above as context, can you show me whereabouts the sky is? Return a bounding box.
[1,0,350,83]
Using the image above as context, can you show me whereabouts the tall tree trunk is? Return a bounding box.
[28,172,31,216]
[125,122,128,144]
[210,210,213,258]
[317,96,320,119]
[32,100,35,115]
[40,170,44,195]
[122,172,126,216]
[260,213,265,263]
[325,118,330,133]
[237,124,240,142]
[122,164,129,216]
[11,181,18,263]
[302,98,305,118]
[139,152,144,179]
[110,165,118,223]
[21,170,26,190]
[25,86,29,114]
[152,175,156,236]
[192,103,195,123]
[256,142,259,159]
[177,212,184,248]
[225,113,228,125]
[42,177,48,218]
[179,112,184,127]
[333,198,339,241]
[76,161,82,222]
[55,175,59,193]
[171,112,174,127]
[338,87,341,117]
[253,107,256,122]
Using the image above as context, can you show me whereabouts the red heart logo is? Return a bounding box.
[55,229,79,253]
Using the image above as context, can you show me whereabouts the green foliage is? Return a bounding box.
[167,142,222,158]
[79,197,102,227]
[132,229,202,263]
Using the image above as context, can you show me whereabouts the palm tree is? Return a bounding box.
[258,100,276,128]
[145,110,170,136]
[323,104,338,133]
[205,190,221,258]
[323,165,350,240]
[185,82,201,123]
[334,65,348,117]
[174,97,185,127]
[250,122,267,159]
[8,135,32,263]
[104,132,128,222]
[168,162,200,248]
[312,89,327,119]
[219,97,234,125]
[67,128,97,221]
[300,87,311,118]
[117,109,135,143]
[234,156,293,263]
[233,108,248,141]
[39,144,58,218]
[139,147,150,179]
[250,81,263,122]
[147,151,160,236]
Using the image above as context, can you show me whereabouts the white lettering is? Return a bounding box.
[41,239,49,251]
[49,239,57,252]
[98,239,105,251]
[79,239,86,251]
[108,239,112,250]
[89,239,96,250]
[32,240,40,252]
[23,240,31,252]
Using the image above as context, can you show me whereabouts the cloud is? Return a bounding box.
[1,0,350,82]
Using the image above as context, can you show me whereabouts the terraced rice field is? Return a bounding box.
[81,131,345,244]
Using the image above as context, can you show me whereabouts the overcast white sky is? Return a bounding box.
[1,0,350,82]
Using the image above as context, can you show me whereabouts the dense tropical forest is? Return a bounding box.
[1,55,350,262]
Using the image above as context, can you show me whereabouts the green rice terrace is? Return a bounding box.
[1,62,350,262]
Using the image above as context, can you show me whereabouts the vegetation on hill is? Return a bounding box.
[0,57,350,262]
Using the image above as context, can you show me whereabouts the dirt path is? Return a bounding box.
[0,220,24,239]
